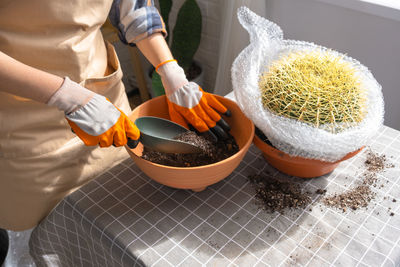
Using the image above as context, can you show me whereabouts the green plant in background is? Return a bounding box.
[152,0,202,96]
[159,0,172,44]
[259,50,367,132]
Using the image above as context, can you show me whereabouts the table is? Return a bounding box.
[29,125,400,267]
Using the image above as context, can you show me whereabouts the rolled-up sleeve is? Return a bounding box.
[109,0,167,45]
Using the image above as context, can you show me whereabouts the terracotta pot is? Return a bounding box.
[125,95,255,192]
[253,133,363,178]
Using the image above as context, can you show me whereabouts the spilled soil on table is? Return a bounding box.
[248,146,396,215]
[248,174,312,214]
[321,148,395,213]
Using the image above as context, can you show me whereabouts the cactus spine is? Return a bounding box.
[259,50,367,132]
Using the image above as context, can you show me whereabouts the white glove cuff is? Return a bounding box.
[168,82,203,108]
[156,61,189,96]
[66,94,121,136]
[47,77,95,114]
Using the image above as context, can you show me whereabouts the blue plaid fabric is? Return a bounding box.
[109,0,167,45]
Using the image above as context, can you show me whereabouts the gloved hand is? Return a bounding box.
[156,60,231,141]
[47,77,140,148]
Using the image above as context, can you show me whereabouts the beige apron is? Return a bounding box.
[0,0,132,230]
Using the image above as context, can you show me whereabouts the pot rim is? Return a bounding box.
[127,96,255,170]
[253,132,364,164]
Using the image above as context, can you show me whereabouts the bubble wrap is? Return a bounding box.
[231,7,384,162]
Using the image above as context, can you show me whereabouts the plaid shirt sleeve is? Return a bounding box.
[109,0,167,45]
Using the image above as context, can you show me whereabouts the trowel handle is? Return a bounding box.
[127,137,139,149]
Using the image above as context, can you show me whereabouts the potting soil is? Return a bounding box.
[322,148,395,212]
[248,174,312,214]
[248,147,396,214]
[141,131,239,167]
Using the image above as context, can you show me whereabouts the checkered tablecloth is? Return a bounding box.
[29,126,400,267]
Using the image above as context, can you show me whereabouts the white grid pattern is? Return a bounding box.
[30,126,400,267]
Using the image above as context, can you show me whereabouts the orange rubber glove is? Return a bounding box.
[47,77,140,148]
[156,60,231,141]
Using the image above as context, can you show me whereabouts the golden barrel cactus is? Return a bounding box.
[259,50,367,132]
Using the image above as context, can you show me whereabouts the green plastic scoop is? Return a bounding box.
[135,116,204,154]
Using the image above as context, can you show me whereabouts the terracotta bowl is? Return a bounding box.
[125,95,255,192]
[253,133,363,178]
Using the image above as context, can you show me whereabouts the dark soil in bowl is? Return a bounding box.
[141,131,239,167]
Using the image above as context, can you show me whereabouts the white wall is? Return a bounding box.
[214,0,267,97]
[261,0,400,130]
[124,0,400,130]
